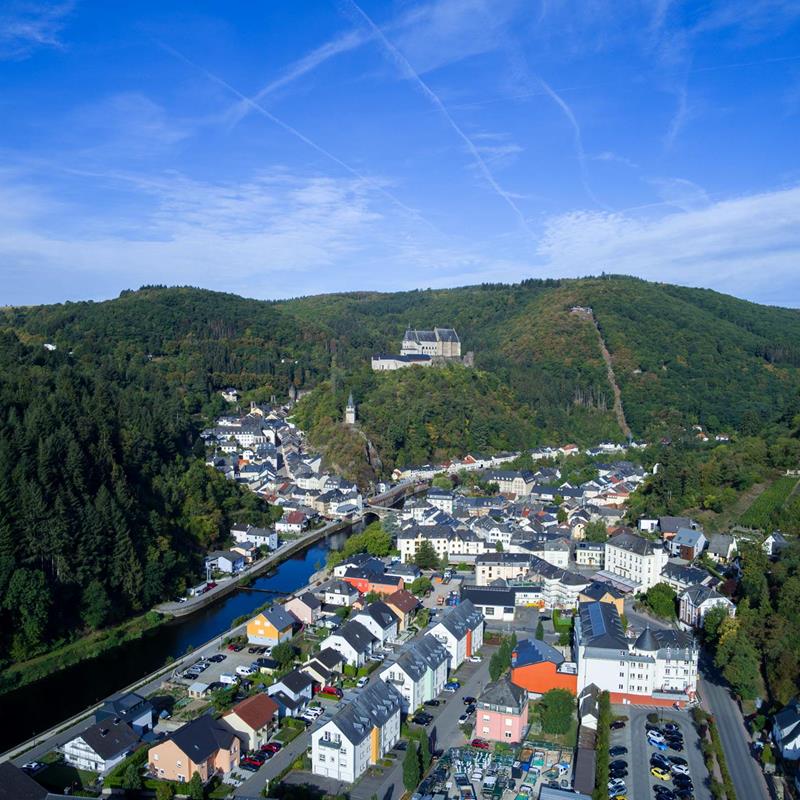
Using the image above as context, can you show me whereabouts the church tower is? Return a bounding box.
[345,391,356,425]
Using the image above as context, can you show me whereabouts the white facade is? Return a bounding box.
[378,636,448,713]
[604,534,668,590]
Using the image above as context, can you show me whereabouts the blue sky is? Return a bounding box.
[2,0,800,307]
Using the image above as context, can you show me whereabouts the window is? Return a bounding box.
[319,754,326,762]
[482,727,490,734]
[153,754,159,761]
[505,719,512,726]
[483,715,490,721]
[504,732,513,739]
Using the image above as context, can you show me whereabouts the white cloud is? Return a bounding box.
[535,185,800,304]
[0,1,73,59]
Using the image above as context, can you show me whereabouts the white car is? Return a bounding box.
[235,664,256,676]
[356,677,369,688]
[647,731,666,744]
[468,656,482,663]
[671,763,690,776]
[608,779,626,792]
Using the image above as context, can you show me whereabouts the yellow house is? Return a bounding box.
[247,605,296,646]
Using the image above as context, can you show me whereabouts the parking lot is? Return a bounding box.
[608,705,711,800]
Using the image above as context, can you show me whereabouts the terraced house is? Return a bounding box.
[429,599,484,669]
[311,680,402,783]
[378,634,449,712]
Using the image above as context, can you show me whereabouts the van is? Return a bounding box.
[220,673,238,685]
[236,664,256,677]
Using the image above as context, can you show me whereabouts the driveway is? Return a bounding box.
[610,705,712,800]
[699,657,769,800]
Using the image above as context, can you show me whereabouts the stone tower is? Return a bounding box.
[345,391,356,425]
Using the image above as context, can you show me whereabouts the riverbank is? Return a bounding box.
[0,609,168,697]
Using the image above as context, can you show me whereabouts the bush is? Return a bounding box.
[593,692,611,800]
[647,712,659,724]
[539,689,574,735]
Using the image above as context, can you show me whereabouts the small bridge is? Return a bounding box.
[364,480,428,521]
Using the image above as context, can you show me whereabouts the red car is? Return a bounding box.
[471,739,490,750]
[227,644,238,651]
[241,756,264,768]
[322,685,342,698]
[261,742,282,753]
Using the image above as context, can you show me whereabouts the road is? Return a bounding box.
[699,658,769,800]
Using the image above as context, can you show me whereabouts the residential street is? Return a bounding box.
[699,658,769,800]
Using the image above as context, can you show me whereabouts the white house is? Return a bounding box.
[312,680,402,783]
[267,669,314,718]
[206,550,245,574]
[669,528,707,560]
[604,532,668,591]
[474,553,533,586]
[63,719,139,774]
[319,620,376,667]
[773,699,800,760]
[764,531,790,557]
[679,585,735,629]
[231,524,278,550]
[429,599,484,670]
[351,602,399,647]
[574,542,606,569]
[378,634,449,712]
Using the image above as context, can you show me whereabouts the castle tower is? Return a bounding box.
[345,391,356,425]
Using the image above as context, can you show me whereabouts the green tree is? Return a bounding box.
[415,730,431,772]
[414,541,440,570]
[156,783,175,800]
[82,579,112,630]
[271,642,296,668]
[489,651,505,682]
[188,771,204,800]
[539,689,574,735]
[557,508,568,524]
[535,620,544,640]
[642,583,677,619]
[334,605,350,621]
[583,520,608,542]
[431,474,452,490]
[762,743,774,765]
[410,576,433,595]
[121,762,143,792]
[416,607,431,628]
[403,741,421,791]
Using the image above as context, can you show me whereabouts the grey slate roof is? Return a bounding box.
[432,599,483,639]
[276,668,313,695]
[327,679,402,745]
[578,601,628,650]
[0,762,48,800]
[333,619,377,653]
[169,715,237,763]
[316,647,346,669]
[478,677,526,714]
[389,634,448,681]
[264,604,296,631]
[512,637,565,668]
[607,532,661,556]
[76,718,139,760]
[358,602,398,631]
[461,584,518,608]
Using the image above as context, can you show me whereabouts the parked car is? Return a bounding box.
[425,699,441,707]
[462,696,476,705]
[236,665,256,677]
[321,685,343,697]
[413,713,433,726]
[209,654,226,663]
[671,763,690,776]
[356,676,369,688]
[468,656,482,663]
[22,762,45,774]
[458,712,470,724]
[668,756,688,767]
[609,746,628,757]
[470,739,490,750]
[444,681,460,691]
[609,760,628,770]
[239,762,259,773]
[650,767,671,781]
[610,720,626,730]
[261,742,282,753]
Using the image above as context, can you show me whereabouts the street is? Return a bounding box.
[699,658,769,800]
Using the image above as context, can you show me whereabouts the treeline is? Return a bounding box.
[0,331,274,666]
[703,542,800,706]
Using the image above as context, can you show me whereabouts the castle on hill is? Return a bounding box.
[372,327,474,371]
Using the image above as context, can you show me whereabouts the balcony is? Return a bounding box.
[319,738,342,750]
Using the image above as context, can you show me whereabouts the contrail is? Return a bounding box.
[226,29,370,129]
[157,40,435,231]
[537,76,608,210]
[340,0,532,234]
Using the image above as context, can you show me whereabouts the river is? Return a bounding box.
[0,531,347,753]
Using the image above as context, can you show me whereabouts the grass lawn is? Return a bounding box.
[37,761,97,793]
[276,720,306,744]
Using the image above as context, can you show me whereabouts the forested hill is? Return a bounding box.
[6,276,800,450]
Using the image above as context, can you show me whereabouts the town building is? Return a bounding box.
[460,585,518,622]
[773,699,800,760]
[604,532,668,590]
[384,589,419,630]
[577,581,625,617]
[378,634,449,712]
[574,541,606,569]
[320,619,377,667]
[148,715,240,783]
[429,599,484,669]
[669,528,707,560]
[352,602,399,646]
[284,592,322,625]
[401,327,461,358]
[311,680,402,783]
[511,638,578,696]
[345,392,356,425]
[317,578,359,607]
[223,694,279,750]
[247,606,296,645]
[205,550,245,575]
[678,585,735,629]
[267,669,314,718]
[63,719,138,774]
[475,552,533,585]
[474,677,529,743]
[95,691,154,734]
[574,601,698,707]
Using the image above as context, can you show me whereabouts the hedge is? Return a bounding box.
[592,691,611,800]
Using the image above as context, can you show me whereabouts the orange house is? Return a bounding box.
[148,715,240,784]
[511,639,578,696]
[342,570,404,597]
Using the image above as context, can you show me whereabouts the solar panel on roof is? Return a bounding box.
[587,603,607,637]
